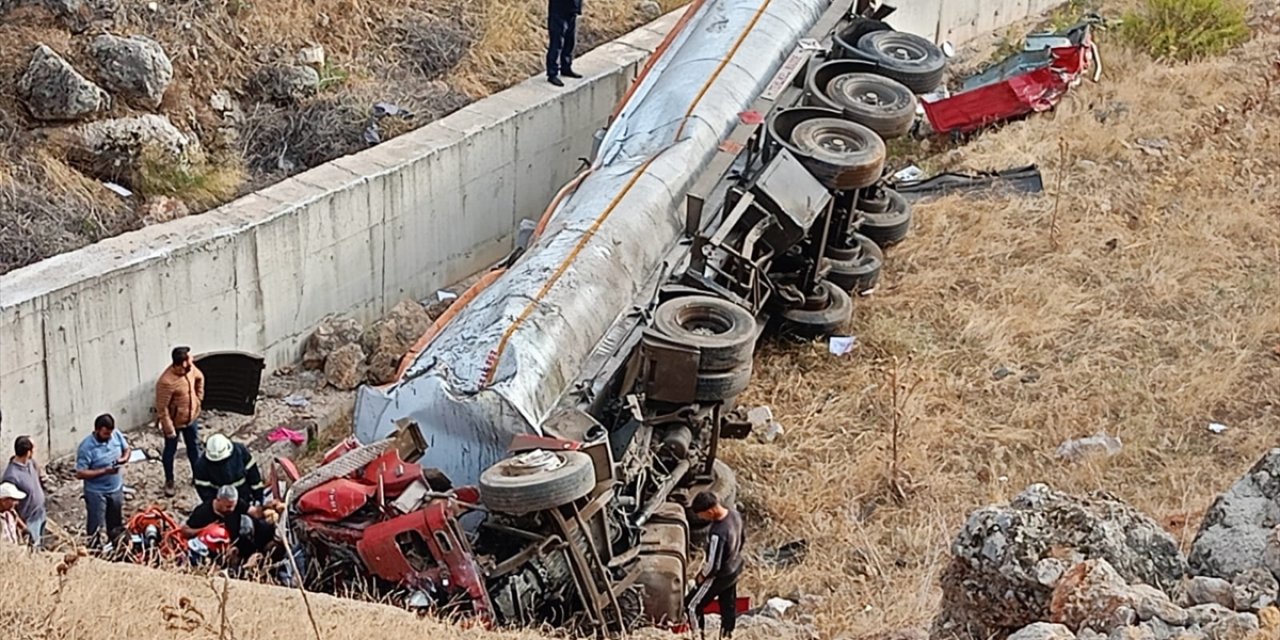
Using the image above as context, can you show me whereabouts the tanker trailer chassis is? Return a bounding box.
[284,0,935,636]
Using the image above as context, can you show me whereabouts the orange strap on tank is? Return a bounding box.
[610,0,709,123]
[479,154,661,386]
[673,0,775,140]
[387,268,508,384]
[532,170,593,241]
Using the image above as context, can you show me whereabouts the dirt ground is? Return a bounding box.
[41,368,354,540]
[724,13,1280,640]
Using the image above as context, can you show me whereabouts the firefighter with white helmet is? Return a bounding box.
[192,434,265,505]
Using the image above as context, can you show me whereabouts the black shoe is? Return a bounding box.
[547,75,564,87]
[562,69,583,79]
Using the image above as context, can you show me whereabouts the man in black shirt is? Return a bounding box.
[183,485,278,565]
[686,491,745,638]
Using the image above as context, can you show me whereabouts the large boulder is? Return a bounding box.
[70,114,198,183]
[932,484,1189,640]
[324,343,366,390]
[363,299,434,385]
[1048,560,1187,634]
[90,34,173,109]
[1189,449,1280,581]
[302,315,364,370]
[18,44,109,121]
[247,64,319,104]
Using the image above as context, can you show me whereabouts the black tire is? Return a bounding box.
[856,30,946,94]
[789,117,886,191]
[652,296,757,372]
[858,187,912,248]
[694,362,752,402]
[824,73,917,140]
[780,281,854,337]
[480,450,595,514]
[826,233,884,294]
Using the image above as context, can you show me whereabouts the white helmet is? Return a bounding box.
[205,433,233,462]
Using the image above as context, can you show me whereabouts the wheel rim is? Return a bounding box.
[884,41,928,63]
[505,450,566,476]
[793,122,868,158]
[830,75,903,111]
[676,307,733,337]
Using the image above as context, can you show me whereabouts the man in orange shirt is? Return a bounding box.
[156,346,205,497]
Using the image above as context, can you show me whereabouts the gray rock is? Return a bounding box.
[1137,618,1181,640]
[1201,613,1258,640]
[324,343,366,390]
[18,44,108,121]
[1170,630,1207,640]
[636,0,662,19]
[71,114,197,181]
[1189,448,1280,580]
[90,34,173,109]
[363,299,433,385]
[1182,576,1235,608]
[302,315,364,370]
[1131,584,1189,626]
[1108,625,1155,640]
[933,484,1189,640]
[1264,527,1280,581]
[1230,567,1277,611]
[1184,605,1234,627]
[247,64,319,104]
[1078,629,1109,640]
[1011,623,1077,640]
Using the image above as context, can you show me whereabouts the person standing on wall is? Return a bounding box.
[3,436,48,548]
[74,413,131,549]
[156,346,205,497]
[546,0,584,87]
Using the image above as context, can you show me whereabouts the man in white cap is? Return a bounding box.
[0,481,28,545]
[192,434,265,506]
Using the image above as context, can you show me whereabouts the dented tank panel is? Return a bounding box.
[353,0,833,487]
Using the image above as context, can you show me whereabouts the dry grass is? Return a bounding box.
[727,26,1280,639]
[0,0,670,274]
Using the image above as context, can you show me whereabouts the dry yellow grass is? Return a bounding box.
[728,25,1280,639]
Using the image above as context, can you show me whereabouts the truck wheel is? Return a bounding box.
[826,233,883,294]
[789,117,886,190]
[826,73,917,140]
[694,362,752,403]
[856,31,946,94]
[780,281,854,337]
[480,450,595,514]
[858,188,912,247]
[652,295,757,372]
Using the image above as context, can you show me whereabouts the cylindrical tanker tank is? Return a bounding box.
[352,0,832,487]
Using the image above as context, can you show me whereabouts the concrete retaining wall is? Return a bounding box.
[0,0,1063,458]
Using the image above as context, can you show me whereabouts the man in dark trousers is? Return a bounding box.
[686,491,745,638]
[546,0,584,87]
[156,346,205,497]
[193,433,265,506]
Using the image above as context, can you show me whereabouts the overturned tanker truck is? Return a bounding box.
[277,0,942,634]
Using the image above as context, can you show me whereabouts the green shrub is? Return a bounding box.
[136,148,245,211]
[1118,0,1249,61]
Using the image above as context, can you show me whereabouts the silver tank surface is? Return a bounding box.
[353,0,831,486]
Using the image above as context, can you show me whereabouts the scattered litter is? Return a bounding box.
[761,422,785,444]
[127,449,148,463]
[283,394,311,408]
[993,366,1014,381]
[892,165,924,183]
[297,44,325,68]
[762,539,808,567]
[893,165,1043,202]
[998,475,1009,483]
[406,590,432,609]
[1019,369,1041,384]
[762,597,796,618]
[363,102,414,145]
[436,289,458,302]
[1208,422,1229,435]
[267,427,308,445]
[747,406,773,430]
[102,182,133,198]
[941,41,956,58]
[828,335,857,356]
[1056,433,1123,462]
[516,218,537,250]
[145,1,157,10]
